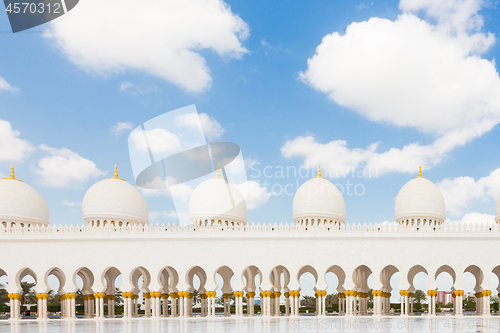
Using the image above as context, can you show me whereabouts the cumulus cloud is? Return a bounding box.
[129,128,181,155]
[110,121,134,134]
[36,145,105,187]
[437,167,500,216]
[175,112,225,140]
[296,0,500,175]
[281,136,379,177]
[0,77,19,92]
[446,212,496,225]
[119,82,158,95]
[44,0,249,92]
[236,180,272,210]
[138,176,194,201]
[0,119,33,163]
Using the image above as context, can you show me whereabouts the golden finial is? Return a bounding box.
[108,164,124,181]
[212,164,225,179]
[414,165,426,179]
[3,165,22,182]
[313,164,326,179]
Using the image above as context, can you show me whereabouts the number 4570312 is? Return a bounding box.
[5,2,61,14]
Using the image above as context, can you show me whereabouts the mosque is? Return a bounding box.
[0,163,500,320]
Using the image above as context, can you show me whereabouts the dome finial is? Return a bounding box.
[313,164,326,179]
[108,164,124,181]
[212,164,225,179]
[414,165,426,179]
[3,165,22,182]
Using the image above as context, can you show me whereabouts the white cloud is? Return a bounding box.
[110,121,134,134]
[137,176,169,197]
[129,128,181,155]
[446,212,496,225]
[0,119,33,163]
[119,82,158,95]
[399,0,485,34]
[175,112,225,140]
[150,210,178,221]
[44,0,249,92]
[437,167,500,216]
[60,200,82,207]
[0,77,19,92]
[36,145,105,187]
[138,176,194,201]
[297,0,500,174]
[281,136,378,177]
[170,182,194,201]
[236,180,272,210]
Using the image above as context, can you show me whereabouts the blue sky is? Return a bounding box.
[1,0,499,227]
[1,0,500,297]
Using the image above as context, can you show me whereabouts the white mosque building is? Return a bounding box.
[0,163,500,320]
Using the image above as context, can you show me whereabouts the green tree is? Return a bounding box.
[325,293,338,308]
[0,283,8,305]
[20,282,36,307]
[192,290,200,305]
[114,288,124,305]
[47,290,60,305]
[75,290,84,306]
[368,289,374,302]
[464,296,476,309]
[215,296,224,306]
[414,289,427,304]
[300,295,316,308]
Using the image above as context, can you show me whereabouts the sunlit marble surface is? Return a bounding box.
[0,316,499,333]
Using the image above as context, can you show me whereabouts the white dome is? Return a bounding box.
[496,194,500,224]
[395,174,445,224]
[83,170,149,226]
[293,175,346,224]
[189,174,247,226]
[0,169,50,226]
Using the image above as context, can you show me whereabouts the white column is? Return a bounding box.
[247,292,255,316]
[483,291,491,315]
[144,294,151,318]
[94,295,100,318]
[456,293,463,316]
[295,291,300,316]
[42,297,47,318]
[234,291,244,316]
[108,298,115,318]
[211,295,215,316]
[179,295,184,317]
[275,292,281,316]
[156,296,161,316]
[162,294,168,317]
[70,295,76,318]
[400,294,404,316]
[171,293,178,317]
[207,295,212,316]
